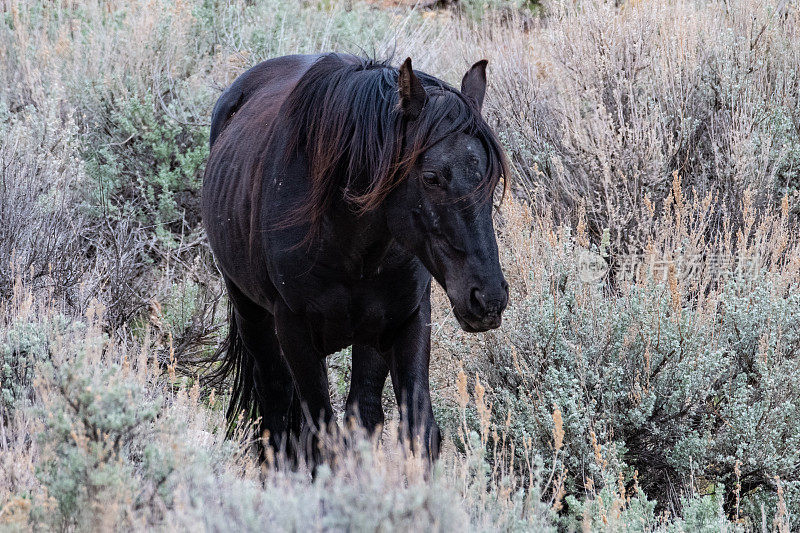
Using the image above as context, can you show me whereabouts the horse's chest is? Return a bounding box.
[305,279,418,352]
[269,241,428,353]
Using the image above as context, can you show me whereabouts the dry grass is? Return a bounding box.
[432,0,800,251]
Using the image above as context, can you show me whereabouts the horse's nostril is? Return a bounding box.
[470,286,506,320]
[470,287,484,313]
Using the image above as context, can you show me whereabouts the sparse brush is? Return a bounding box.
[443,190,800,528]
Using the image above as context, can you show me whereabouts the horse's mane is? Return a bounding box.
[278,53,508,238]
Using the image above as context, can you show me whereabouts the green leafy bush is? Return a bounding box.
[1,317,73,422]
[84,91,209,247]
[32,319,161,529]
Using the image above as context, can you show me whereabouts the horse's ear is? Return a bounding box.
[460,59,488,112]
[398,57,427,120]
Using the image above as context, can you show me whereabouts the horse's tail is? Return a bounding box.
[204,302,256,437]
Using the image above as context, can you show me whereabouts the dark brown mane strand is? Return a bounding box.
[277,53,508,240]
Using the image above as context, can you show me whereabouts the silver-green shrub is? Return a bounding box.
[451,214,800,529]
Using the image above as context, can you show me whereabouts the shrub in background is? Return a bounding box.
[460,0,800,253]
[439,194,800,529]
[84,91,209,247]
[0,107,87,301]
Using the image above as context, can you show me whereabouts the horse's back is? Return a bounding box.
[203,54,321,306]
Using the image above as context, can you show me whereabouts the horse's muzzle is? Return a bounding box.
[454,280,508,332]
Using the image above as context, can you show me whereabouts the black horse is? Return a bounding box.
[203,53,509,462]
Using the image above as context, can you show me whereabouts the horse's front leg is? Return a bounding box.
[346,344,389,434]
[273,301,335,466]
[387,286,441,460]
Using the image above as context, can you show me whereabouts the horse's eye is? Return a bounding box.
[422,171,442,188]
